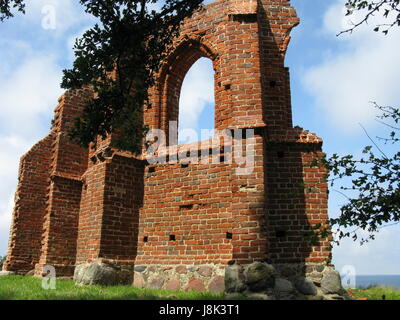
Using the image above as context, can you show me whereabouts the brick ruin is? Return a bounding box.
[3,0,334,293]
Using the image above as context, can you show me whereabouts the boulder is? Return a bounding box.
[307,272,323,284]
[244,262,276,292]
[198,266,213,277]
[225,264,246,293]
[274,278,294,298]
[133,272,145,288]
[166,279,181,291]
[74,262,127,286]
[147,266,156,273]
[208,276,225,292]
[185,278,206,292]
[176,265,187,274]
[245,292,273,300]
[149,277,165,290]
[294,277,317,296]
[134,266,147,273]
[321,268,344,294]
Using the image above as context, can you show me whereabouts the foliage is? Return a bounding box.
[342,0,400,35]
[0,0,24,21]
[324,4,400,244]
[323,104,400,244]
[0,276,248,300]
[0,0,203,153]
[61,0,203,153]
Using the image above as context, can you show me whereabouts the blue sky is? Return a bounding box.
[288,0,400,275]
[0,0,399,276]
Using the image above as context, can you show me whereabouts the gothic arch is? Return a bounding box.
[152,37,220,140]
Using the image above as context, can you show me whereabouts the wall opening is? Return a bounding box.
[178,57,215,144]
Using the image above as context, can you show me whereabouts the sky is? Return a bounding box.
[0,0,399,276]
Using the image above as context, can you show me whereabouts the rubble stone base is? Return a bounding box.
[133,264,226,292]
[132,262,351,300]
[73,261,134,286]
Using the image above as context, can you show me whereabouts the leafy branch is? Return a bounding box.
[61,0,203,154]
[0,0,24,21]
[314,104,400,244]
[339,0,400,36]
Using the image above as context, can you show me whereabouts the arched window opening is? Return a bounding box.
[178,57,215,144]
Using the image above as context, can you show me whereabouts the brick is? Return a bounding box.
[3,0,331,284]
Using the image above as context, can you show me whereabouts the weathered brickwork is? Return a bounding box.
[3,134,53,274]
[3,0,332,292]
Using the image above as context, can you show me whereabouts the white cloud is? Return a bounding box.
[0,134,33,256]
[0,136,28,176]
[178,57,215,130]
[24,0,93,35]
[299,0,400,276]
[304,0,400,133]
[0,0,215,257]
[0,190,15,257]
[0,52,63,137]
[332,225,400,275]
[0,39,64,256]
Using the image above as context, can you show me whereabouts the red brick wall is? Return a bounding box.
[265,140,330,265]
[33,89,91,276]
[35,176,83,276]
[230,133,268,264]
[3,0,332,280]
[4,134,53,274]
[99,155,144,262]
[136,129,330,267]
[75,153,144,266]
[147,0,269,134]
[258,0,299,138]
[137,150,234,265]
[75,161,106,265]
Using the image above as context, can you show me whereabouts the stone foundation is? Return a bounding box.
[130,262,350,300]
[133,264,226,292]
[3,259,349,300]
[273,262,328,284]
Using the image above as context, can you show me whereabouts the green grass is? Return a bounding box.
[5,275,399,301]
[350,286,400,300]
[0,276,246,300]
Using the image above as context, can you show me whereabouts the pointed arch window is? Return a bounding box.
[178,57,215,144]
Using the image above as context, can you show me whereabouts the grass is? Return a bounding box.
[349,286,400,300]
[2,276,400,300]
[0,276,245,300]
